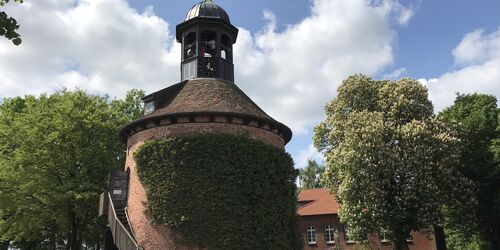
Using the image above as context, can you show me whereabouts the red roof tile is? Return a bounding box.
[297,188,339,216]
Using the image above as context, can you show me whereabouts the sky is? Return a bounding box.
[0,0,499,168]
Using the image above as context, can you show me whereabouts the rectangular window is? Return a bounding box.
[344,226,354,243]
[307,225,316,244]
[325,225,335,244]
[144,100,155,114]
[380,228,390,242]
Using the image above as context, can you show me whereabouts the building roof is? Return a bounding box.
[297,188,339,216]
[185,0,231,24]
[119,79,293,143]
[143,79,272,119]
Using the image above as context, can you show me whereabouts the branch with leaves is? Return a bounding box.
[0,0,23,45]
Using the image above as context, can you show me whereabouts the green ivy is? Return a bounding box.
[134,134,303,250]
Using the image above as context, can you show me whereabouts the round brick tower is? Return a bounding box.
[119,1,292,249]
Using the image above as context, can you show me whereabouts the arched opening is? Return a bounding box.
[221,34,231,61]
[184,32,197,59]
[200,30,216,57]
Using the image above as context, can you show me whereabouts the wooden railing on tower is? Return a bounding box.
[100,192,141,250]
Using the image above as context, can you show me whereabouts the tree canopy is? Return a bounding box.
[0,89,144,249]
[298,159,325,189]
[0,0,22,45]
[313,74,476,249]
[439,93,500,250]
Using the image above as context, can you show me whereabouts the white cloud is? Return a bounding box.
[397,7,414,26]
[422,28,500,111]
[452,29,500,66]
[0,0,418,165]
[0,0,179,98]
[0,0,411,133]
[383,67,407,79]
[234,0,411,133]
[295,144,325,169]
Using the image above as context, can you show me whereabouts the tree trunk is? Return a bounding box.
[433,225,447,250]
[69,211,81,250]
[491,225,500,250]
[0,241,9,250]
[394,238,410,250]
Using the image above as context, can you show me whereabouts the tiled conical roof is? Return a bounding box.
[120,79,292,143]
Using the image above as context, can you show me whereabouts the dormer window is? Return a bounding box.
[144,100,155,115]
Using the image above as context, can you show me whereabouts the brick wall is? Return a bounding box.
[125,122,285,250]
[298,215,438,250]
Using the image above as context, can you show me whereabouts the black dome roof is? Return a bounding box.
[185,0,230,24]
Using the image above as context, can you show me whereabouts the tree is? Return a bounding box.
[0,0,22,45]
[0,89,144,249]
[439,93,500,250]
[313,75,476,250]
[298,159,325,189]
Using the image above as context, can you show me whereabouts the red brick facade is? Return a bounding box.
[298,215,438,250]
[298,189,438,250]
[124,121,285,250]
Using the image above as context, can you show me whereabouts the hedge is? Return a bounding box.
[134,134,303,249]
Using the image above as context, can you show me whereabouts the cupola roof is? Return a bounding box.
[185,0,230,24]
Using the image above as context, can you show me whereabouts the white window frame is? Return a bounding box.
[344,226,354,243]
[307,225,317,244]
[144,100,155,115]
[380,228,390,243]
[325,225,335,244]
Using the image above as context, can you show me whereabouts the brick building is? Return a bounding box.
[99,0,293,249]
[298,188,440,250]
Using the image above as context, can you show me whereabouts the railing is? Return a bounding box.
[104,192,141,250]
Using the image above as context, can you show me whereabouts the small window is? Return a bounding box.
[379,228,390,242]
[221,34,232,61]
[144,100,155,114]
[184,32,197,59]
[307,225,316,244]
[407,235,413,242]
[325,225,335,244]
[344,226,354,243]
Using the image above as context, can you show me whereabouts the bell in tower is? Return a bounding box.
[176,0,239,82]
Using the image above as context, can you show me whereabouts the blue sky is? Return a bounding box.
[127,0,500,79]
[1,0,499,168]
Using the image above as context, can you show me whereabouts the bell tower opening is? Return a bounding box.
[176,0,239,82]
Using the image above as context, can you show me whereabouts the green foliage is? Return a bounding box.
[0,0,23,45]
[298,159,325,189]
[0,89,144,249]
[313,75,476,249]
[134,134,302,250]
[110,89,145,122]
[439,93,500,250]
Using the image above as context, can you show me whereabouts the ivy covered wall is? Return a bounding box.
[134,134,302,250]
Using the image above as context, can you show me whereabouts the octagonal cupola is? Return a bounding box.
[176,0,239,82]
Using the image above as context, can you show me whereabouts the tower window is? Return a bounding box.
[307,225,316,244]
[184,32,197,59]
[200,30,216,57]
[221,34,232,61]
